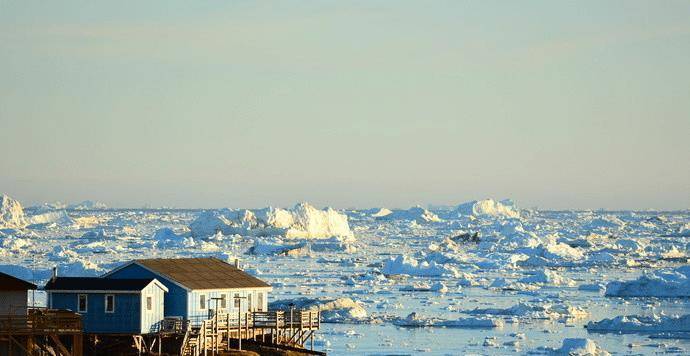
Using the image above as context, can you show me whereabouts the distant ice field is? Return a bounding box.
[1,196,689,355]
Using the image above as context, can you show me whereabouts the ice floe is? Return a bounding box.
[465,302,588,320]
[586,314,690,333]
[382,255,458,277]
[392,312,504,328]
[605,266,690,297]
[547,338,610,356]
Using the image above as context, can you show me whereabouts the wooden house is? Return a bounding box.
[103,257,272,325]
[44,277,168,334]
[0,272,36,315]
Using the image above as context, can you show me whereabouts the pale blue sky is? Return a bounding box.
[1,1,689,210]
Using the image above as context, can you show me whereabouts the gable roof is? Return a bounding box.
[129,257,271,290]
[44,277,168,293]
[0,272,37,291]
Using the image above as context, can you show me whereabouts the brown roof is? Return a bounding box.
[0,272,37,291]
[134,257,270,290]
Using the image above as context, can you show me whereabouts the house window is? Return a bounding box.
[78,294,88,313]
[248,293,253,311]
[234,293,240,308]
[146,296,153,311]
[105,295,115,313]
[257,292,264,312]
[199,294,206,310]
[220,294,227,309]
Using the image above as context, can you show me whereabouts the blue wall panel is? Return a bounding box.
[50,292,140,334]
[106,264,188,318]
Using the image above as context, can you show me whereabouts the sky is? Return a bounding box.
[1,1,689,210]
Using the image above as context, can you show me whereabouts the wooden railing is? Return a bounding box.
[0,309,82,334]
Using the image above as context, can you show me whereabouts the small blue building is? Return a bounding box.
[104,257,272,325]
[44,277,168,334]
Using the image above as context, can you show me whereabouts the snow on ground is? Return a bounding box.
[0,194,689,354]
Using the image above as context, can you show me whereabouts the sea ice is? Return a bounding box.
[586,314,690,333]
[605,266,690,297]
[549,338,610,356]
[382,255,457,277]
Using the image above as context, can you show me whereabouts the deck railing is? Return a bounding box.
[0,309,82,334]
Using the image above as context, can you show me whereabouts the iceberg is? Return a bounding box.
[586,314,690,333]
[392,312,503,328]
[269,297,369,323]
[456,199,519,219]
[68,200,108,210]
[27,210,75,227]
[0,194,28,229]
[605,266,690,297]
[549,338,610,356]
[376,206,441,223]
[189,203,353,239]
[382,255,457,277]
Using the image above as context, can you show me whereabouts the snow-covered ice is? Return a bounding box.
[0,194,689,354]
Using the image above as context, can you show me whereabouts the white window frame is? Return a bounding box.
[220,294,227,309]
[77,294,88,313]
[199,294,206,310]
[233,293,240,308]
[146,296,153,312]
[104,294,115,313]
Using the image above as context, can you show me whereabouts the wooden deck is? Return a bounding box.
[0,309,83,356]
[179,310,321,356]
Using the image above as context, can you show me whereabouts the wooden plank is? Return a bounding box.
[50,334,72,356]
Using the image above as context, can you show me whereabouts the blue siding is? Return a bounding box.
[50,292,140,334]
[106,264,188,318]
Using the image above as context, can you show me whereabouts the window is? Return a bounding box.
[146,296,152,311]
[257,292,264,312]
[78,294,88,313]
[220,294,227,309]
[199,294,206,310]
[234,293,240,308]
[105,295,115,313]
[248,293,253,311]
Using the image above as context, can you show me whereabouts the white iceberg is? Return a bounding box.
[376,206,441,223]
[27,210,75,227]
[189,203,353,239]
[586,314,690,333]
[269,297,368,323]
[68,200,108,210]
[392,312,503,328]
[465,302,588,320]
[456,199,519,219]
[549,338,610,356]
[519,269,576,286]
[382,255,457,277]
[605,266,690,297]
[0,194,27,229]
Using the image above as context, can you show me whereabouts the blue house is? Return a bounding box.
[103,257,272,325]
[44,276,168,334]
